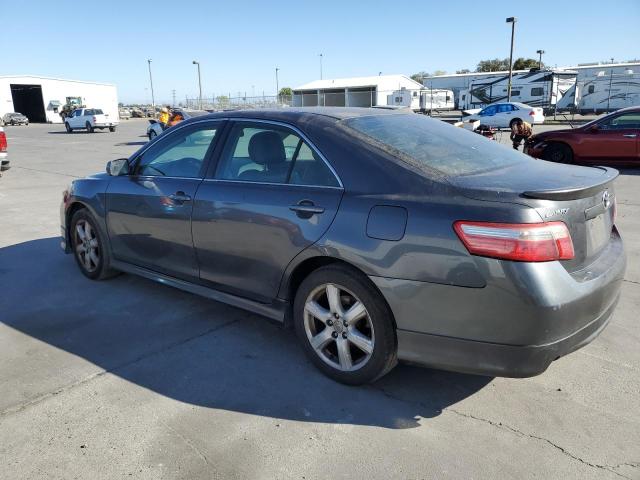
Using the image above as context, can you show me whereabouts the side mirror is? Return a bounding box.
[106,158,130,176]
[588,124,599,133]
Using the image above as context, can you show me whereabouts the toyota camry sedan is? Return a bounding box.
[60,108,626,385]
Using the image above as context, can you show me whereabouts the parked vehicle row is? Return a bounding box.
[64,108,118,133]
[60,108,625,385]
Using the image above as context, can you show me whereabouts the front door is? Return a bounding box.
[579,112,640,163]
[106,121,223,281]
[192,121,343,302]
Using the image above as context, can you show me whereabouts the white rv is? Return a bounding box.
[457,69,576,113]
[387,88,455,113]
[556,69,640,114]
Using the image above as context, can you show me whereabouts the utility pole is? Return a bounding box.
[192,60,202,109]
[147,59,155,111]
[506,17,517,102]
[536,50,545,69]
[171,89,176,107]
[606,69,613,112]
[319,53,323,80]
[275,67,280,103]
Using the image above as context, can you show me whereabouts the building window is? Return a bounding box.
[511,90,520,97]
[588,85,595,94]
[531,87,544,96]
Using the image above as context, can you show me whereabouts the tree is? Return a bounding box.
[476,58,510,72]
[410,71,430,83]
[432,70,447,76]
[278,87,293,97]
[216,95,229,104]
[513,57,541,70]
[456,69,471,74]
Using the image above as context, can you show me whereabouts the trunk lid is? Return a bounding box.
[450,161,618,272]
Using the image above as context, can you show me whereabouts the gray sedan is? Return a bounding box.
[60,108,625,384]
[2,112,29,126]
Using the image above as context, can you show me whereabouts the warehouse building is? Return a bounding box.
[0,75,118,123]
[292,75,423,107]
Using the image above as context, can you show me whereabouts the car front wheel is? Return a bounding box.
[70,209,118,280]
[543,142,574,164]
[65,122,73,133]
[148,129,157,141]
[294,265,397,385]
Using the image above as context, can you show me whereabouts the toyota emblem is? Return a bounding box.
[602,191,612,210]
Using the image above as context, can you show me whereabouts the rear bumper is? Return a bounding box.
[94,123,118,128]
[396,295,618,377]
[0,153,9,171]
[371,229,626,377]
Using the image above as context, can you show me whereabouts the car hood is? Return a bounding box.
[532,127,577,140]
[448,159,614,203]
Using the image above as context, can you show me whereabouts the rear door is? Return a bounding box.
[579,112,640,163]
[192,120,343,302]
[106,120,223,281]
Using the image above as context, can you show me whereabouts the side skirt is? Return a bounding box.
[111,260,287,322]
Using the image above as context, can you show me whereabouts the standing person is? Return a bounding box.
[167,111,184,127]
[510,119,532,151]
[158,107,170,130]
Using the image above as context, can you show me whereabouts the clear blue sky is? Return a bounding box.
[4,0,639,103]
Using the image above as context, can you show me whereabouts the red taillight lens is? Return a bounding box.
[453,221,575,262]
[0,132,6,152]
[529,110,535,116]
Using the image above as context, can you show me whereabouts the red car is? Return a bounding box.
[526,106,640,166]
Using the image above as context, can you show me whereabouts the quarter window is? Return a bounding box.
[215,122,339,187]
[135,123,219,178]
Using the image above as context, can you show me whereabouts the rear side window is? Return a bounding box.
[342,113,525,176]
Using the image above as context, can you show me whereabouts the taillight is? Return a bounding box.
[453,221,575,262]
[0,131,6,152]
[529,110,535,116]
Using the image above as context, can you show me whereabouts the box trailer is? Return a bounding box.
[556,69,640,114]
[387,88,455,113]
[457,69,576,114]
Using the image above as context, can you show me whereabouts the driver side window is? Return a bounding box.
[599,113,640,130]
[135,123,219,178]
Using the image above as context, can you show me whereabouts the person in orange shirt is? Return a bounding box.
[167,111,184,127]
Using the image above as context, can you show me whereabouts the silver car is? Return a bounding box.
[146,109,208,140]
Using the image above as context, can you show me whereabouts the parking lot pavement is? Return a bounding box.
[1,120,639,480]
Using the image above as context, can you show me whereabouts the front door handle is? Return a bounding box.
[168,191,192,203]
[622,134,637,138]
[289,201,325,218]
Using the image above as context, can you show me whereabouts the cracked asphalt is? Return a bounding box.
[0,119,638,479]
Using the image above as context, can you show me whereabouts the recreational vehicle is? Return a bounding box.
[457,69,576,113]
[556,69,640,114]
[387,88,455,113]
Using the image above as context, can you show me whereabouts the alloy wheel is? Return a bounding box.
[74,219,100,273]
[303,283,375,372]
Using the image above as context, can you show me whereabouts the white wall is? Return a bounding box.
[0,76,118,123]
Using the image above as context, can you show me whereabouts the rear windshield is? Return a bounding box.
[342,113,525,176]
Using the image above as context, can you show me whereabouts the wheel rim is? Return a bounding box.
[74,219,100,272]
[303,283,375,372]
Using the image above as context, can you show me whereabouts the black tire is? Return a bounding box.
[543,142,574,164]
[148,129,157,141]
[86,121,94,133]
[293,264,397,385]
[109,126,116,132]
[70,209,119,280]
[65,122,73,133]
[509,118,522,128]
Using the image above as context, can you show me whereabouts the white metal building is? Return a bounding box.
[0,75,118,123]
[292,75,424,107]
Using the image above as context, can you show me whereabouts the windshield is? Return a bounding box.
[342,113,526,176]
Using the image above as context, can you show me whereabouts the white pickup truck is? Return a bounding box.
[64,108,118,133]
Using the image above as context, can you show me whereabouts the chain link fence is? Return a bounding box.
[184,95,293,110]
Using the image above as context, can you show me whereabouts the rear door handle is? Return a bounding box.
[168,191,192,203]
[289,201,325,218]
[622,134,637,138]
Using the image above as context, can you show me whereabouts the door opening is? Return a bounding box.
[10,84,47,123]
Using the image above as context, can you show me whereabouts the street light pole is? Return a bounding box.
[192,60,202,109]
[275,67,280,103]
[319,53,323,80]
[536,49,545,69]
[147,59,155,112]
[506,17,517,102]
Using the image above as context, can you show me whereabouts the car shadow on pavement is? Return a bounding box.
[114,141,147,146]
[0,237,492,429]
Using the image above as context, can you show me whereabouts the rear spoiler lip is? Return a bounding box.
[522,166,619,200]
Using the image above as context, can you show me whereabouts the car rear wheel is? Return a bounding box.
[70,209,118,280]
[65,122,72,133]
[109,126,116,132]
[86,121,94,133]
[294,265,397,385]
[543,143,574,164]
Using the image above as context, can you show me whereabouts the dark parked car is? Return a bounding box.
[2,112,29,126]
[526,106,640,166]
[60,108,625,385]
